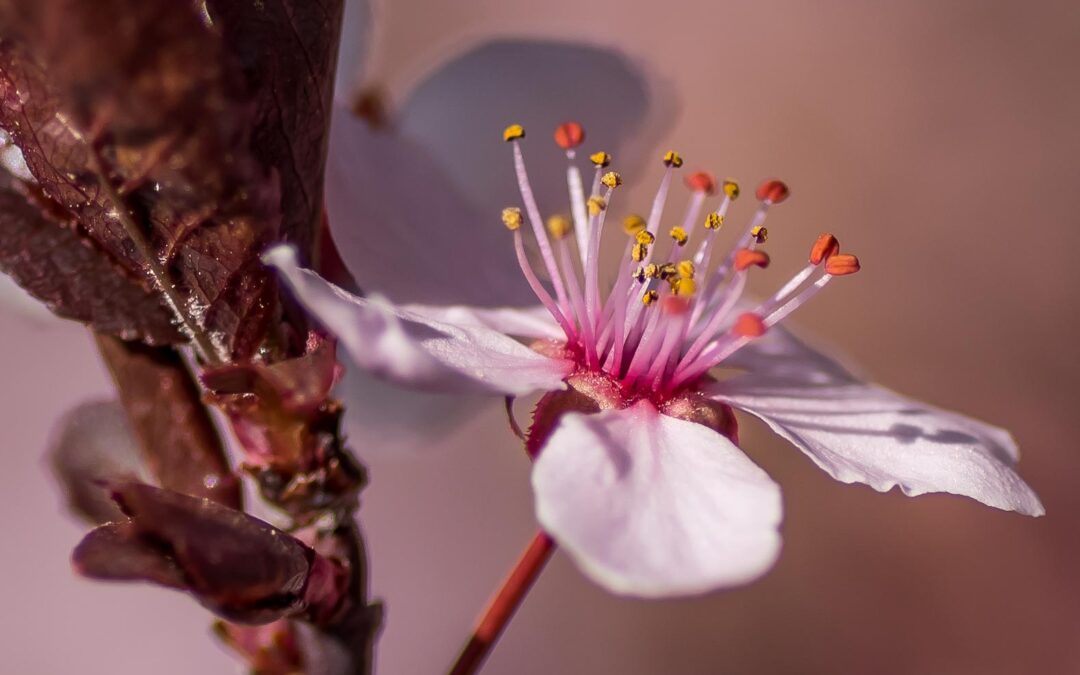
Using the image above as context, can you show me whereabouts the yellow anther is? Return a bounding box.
[503,124,525,142]
[633,267,648,283]
[722,179,740,199]
[663,150,683,168]
[600,171,623,188]
[501,207,523,231]
[622,214,647,235]
[677,260,696,279]
[658,263,678,280]
[673,277,697,297]
[642,289,660,306]
[704,212,724,230]
[587,196,607,216]
[669,226,688,246]
[632,242,649,262]
[546,214,572,240]
[751,225,768,243]
[635,230,656,245]
[590,151,612,167]
[645,263,661,279]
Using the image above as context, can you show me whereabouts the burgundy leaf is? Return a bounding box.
[73,521,188,590]
[0,171,180,343]
[74,483,348,625]
[94,334,242,509]
[0,1,286,358]
[204,0,345,253]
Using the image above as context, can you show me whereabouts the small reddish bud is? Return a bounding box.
[734,313,768,338]
[825,254,861,276]
[685,171,717,194]
[809,233,840,265]
[734,248,771,272]
[755,179,790,204]
[554,122,585,149]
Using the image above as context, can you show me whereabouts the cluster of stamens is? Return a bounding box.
[501,122,860,399]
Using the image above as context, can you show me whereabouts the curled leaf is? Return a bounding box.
[73,483,348,625]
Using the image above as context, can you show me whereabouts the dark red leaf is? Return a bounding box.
[203,0,345,253]
[94,334,242,509]
[0,1,295,358]
[74,483,347,625]
[0,171,180,343]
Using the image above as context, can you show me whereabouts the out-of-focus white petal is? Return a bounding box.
[707,327,1044,516]
[48,399,150,523]
[335,356,494,456]
[335,0,374,100]
[399,40,665,216]
[323,105,534,306]
[398,303,562,341]
[266,245,571,396]
[532,400,783,598]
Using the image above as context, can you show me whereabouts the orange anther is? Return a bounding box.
[825,254,861,276]
[685,171,717,194]
[734,249,771,272]
[734,313,767,338]
[755,179,790,204]
[809,233,840,265]
[554,122,585,149]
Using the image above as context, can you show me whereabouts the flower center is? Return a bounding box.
[502,122,860,403]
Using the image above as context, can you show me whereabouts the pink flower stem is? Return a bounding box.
[448,531,556,675]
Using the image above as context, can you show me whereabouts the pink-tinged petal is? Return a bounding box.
[265,246,571,396]
[399,303,562,341]
[708,327,1043,516]
[400,40,666,216]
[532,401,782,598]
[336,359,495,455]
[323,104,534,307]
[334,0,373,100]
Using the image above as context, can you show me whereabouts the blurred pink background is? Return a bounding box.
[3,0,1079,673]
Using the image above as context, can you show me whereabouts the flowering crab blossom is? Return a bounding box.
[266,122,1042,598]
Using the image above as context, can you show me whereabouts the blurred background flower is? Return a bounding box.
[1,0,1078,673]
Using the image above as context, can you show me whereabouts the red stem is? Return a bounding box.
[448,531,556,675]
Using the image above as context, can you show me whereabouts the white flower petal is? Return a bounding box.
[708,326,1043,516]
[334,0,374,100]
[398,303,562,341]
[323,104,534,306]
[266,245,571,396]
[400,39,662,216]
[532,400,782,598]
[336,357,493,455]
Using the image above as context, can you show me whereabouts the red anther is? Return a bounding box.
[734,248,771,271]
[661,296,690,316]
[554,122,585,149]
[825,254,861,276]
[809,233,840,265]
[685,171,717,194]
[755,179,790,204]
[734,313,767,338]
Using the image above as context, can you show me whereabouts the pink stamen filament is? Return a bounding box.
[513,141,572,316]
[506,133,848,400]
[511,229,576,341]
[565,150,591,262]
